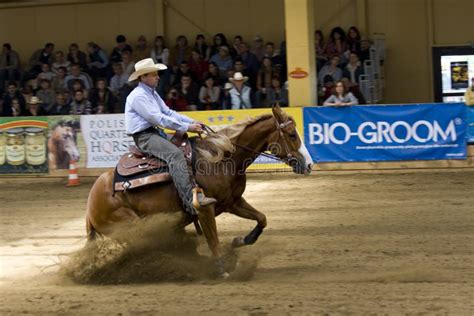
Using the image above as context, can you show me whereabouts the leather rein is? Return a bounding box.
[201,118,296,164]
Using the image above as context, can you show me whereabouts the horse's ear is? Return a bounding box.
[272,103,287,123]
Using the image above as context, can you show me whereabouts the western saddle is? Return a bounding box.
[114,131,193,192]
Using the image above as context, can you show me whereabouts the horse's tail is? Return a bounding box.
[85,215,97,242]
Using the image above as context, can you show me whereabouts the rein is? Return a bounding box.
[201,119,295,164]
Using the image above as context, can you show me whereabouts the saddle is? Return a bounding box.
[113,131,193,192]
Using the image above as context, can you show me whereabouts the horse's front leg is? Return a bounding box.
[229,197,267,248]
[197,204,228,277]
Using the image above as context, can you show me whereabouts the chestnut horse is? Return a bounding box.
[85,106,313,276]
[48,121,81,170]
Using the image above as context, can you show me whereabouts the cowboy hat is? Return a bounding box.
[229,72,248,83]
[28,96,42,105]
[128,58,167,82]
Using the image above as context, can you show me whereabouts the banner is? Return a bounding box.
[48,116,85,171]
[81,114,134,168]
[467,106,474,143]
[304,103,467,162]
[0,117,49,174]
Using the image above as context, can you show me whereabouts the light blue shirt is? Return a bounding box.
[125,82,194,135]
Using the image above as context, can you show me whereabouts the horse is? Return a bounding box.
[85,105,313,276]
[48,120,81,170]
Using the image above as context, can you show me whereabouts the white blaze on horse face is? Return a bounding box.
[296,130,313,171]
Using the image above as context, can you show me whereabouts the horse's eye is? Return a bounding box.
[63,134,69,140]
[288,134,297,141]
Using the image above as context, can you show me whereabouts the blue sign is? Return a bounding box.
[467,106,474,144]
[304,103,467,162]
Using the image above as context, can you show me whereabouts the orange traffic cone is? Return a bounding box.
[66,160,80,187]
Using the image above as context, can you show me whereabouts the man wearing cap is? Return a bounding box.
[125,58,216,215]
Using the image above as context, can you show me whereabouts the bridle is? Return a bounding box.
[201,117,298,165]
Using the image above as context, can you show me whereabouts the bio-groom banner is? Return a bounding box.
[304,103,467,162]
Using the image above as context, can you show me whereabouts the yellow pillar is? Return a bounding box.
[284,0,317,107]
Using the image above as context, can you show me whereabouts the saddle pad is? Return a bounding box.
[113,167,171,192]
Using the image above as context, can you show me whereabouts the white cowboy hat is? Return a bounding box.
[128,58,167,82]
[224,82,233,90]
[28,96,42,105]
[229,72,248,83]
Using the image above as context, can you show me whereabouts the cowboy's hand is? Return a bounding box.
[188,123,203,133]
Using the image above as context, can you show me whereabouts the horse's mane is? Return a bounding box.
[198,114,273,163]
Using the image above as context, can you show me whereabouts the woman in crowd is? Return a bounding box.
[256,57,277,107]
[323,80,358,106]
[315,30,328,71]
[346,26,362,55]
[199,76,221,110]
[193,34,210,60]
[267,77,288,107]
[324,27,347,60]
[89,78,117,113]
[209,33,229,58]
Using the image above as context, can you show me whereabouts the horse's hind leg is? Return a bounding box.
[229,197,267,248]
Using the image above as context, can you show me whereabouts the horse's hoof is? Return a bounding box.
[232,236,245,248]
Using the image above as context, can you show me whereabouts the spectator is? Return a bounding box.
[36,79,56,110]
[165,88,188,112]
[37,63,55,82]
[232,58,252,88]
[188,51,208,84]
[110,34,132,63]
[0,43,21,94]
[48,92,71,115]
[52,66,67,91]
[239,42,260,80]
[341,77,366,105]
[52,50,71,75]
[347,26,362,55]
[89,78,117,113]
[343,52,364,86]
[109,63,128,95]
[28,43,54,79]
[25,96,47,116]
[70,79,88,98]
[256,57,277,107]
[464,78,474,106]
[209,46,233,76]
[70,89,92,114]
[315,30,327,71]
[2,81,26,116]
[318,55,343,84]
[65,64,92,91]
[209,33,229,59]
[172,61,196,86]
[323,80,358,106]
[231,35,243,57]
[9,98,24,117]
[199,76,221,110]
[359,39,372,63]
[121,50,135,76]
[176,74,199,110]
[67,43,88,71]
[204,62,225,87]
[194,34,210,60]
[87,42,109,80]
[267,77,288,107]
[320,75,335,104]
[264,42,282,68]
[229,72,252,109]
[251,36,265,62]
[21,85,34,104]
[221,82,233,110]
[324,27,347,59]
[150,36,169,65]
[169,35,193,71]
[134,35,150,61]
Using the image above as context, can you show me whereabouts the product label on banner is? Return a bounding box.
[304,103,467,162]
[81,115,134,168]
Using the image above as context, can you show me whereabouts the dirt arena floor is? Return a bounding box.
[1,170,473,314]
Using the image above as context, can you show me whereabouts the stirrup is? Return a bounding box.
[192,187,216,208]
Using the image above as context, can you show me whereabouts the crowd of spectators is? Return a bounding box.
[0,26,369,117]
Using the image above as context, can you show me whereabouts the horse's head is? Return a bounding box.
[268,105,313,175]
[53,121,80,162]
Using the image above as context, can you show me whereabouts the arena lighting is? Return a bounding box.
[308,120,459,145]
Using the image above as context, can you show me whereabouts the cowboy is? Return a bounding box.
[125,58,216,215]
[229,72,252,109]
